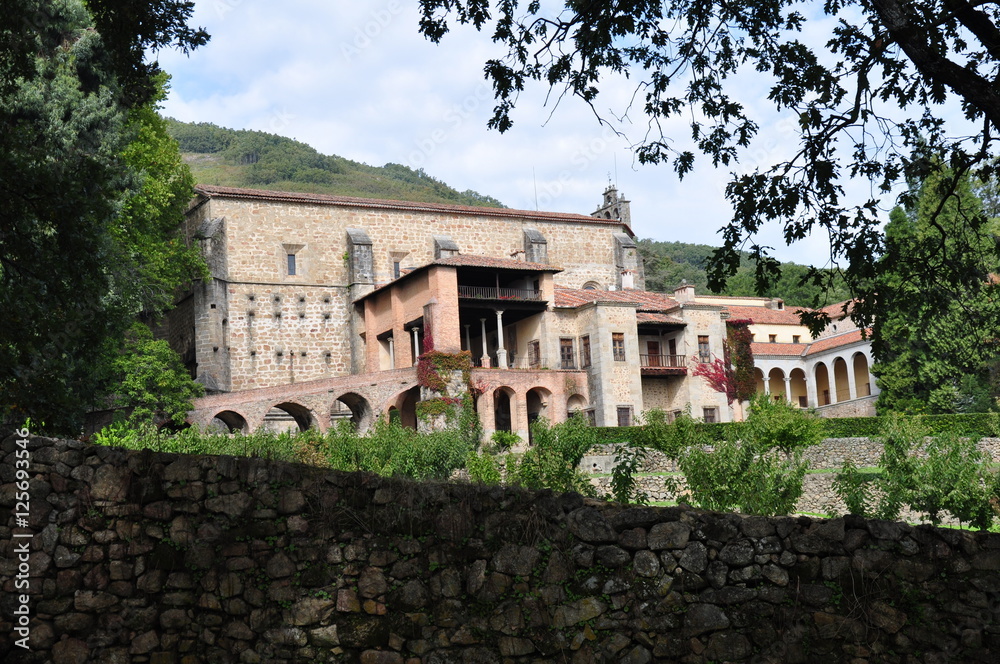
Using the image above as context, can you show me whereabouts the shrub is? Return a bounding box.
[833,414,998,529]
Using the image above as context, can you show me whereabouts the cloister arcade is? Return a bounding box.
[753,347,877,409]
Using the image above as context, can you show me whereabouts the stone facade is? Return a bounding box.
[175,186,744,438]
[3,435,998,663]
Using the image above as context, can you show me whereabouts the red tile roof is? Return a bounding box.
[554,287,679,311]
[751,342,808,357]
[637,312,686,325]
[721,304,812,326]
[195,184,628,227]
[804,329,866,356]
[819,300,855,320]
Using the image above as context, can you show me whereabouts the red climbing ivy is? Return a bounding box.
[692,319,755,405]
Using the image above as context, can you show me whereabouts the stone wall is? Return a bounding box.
[2,436,999,663]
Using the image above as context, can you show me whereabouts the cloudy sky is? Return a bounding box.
[157,0,863,267]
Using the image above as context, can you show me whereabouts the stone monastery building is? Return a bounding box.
[172,185,878,440]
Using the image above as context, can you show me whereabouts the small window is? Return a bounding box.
[612,333,626,362]
[703,407,718,423]
[793,335,801,343]
[560,338,575,369]
[698,335,711,363]
[287,253,297,276]
[769,334,777,343]
[393,261,401,280]
[581,335,591,367]
[617,406,633,427]
[528,340,541,367]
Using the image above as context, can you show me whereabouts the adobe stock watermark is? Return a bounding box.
[534,124,622,210]
[10,426,34,650]
[341,1,403,62]
[407,81,494,169]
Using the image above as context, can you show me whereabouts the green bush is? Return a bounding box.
[658,397,821,516]
[833,414,999,529]
[503,416,597,496]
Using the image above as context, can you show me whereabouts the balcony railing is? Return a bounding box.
[640,354,686,368]
[458,285,542,301]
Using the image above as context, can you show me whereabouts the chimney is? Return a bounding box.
[673,280,696,303]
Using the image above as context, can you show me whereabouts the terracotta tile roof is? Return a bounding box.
[804,329,866,356]
[432,254,561,272]
[721,304,813,326]
[554,287,679,311]
[636,312,686,325]
[751,342,808,357]
[195,184,627,227]
[819,300,855,319]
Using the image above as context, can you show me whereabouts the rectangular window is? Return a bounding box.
[617,406,633,427]
[560,338,575,369]
[769,334,777,343]
[702,407,717,423]
[393,261,401,279]
[612,333,626,362]
[697,335,711,363]
[287,253,297,276]
[528,340,541,367]
[581,335,591,367]
[793,335,801,343]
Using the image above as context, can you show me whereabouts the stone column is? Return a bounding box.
[479,318,491,368]
[388,337,395,370]
[845,358,857,401]
[783,376,792,404]
[763,371,771,396]
[411,327,420,366]
[806,366,819,409]
[494,310,507,369]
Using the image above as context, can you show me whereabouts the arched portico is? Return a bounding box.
[209,410,249,434]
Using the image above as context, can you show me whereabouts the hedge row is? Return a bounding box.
[590,412,1000,445]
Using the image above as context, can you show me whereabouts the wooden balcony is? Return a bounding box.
[640,354,687,376]
[457,285,542,301]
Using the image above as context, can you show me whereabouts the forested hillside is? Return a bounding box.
[165,119,506,207]
[638,240,852,308]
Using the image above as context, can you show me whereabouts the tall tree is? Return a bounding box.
[873,166,1000,413]
[0,1,207,433]
[417,0,1000,332]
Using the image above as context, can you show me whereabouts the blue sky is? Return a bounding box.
[155,0,871,268]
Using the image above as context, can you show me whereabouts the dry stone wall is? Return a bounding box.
[2,435,999,663]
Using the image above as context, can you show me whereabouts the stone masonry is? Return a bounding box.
[2,435,998,663]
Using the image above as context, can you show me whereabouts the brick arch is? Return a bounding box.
[330,391,375,432]
[264,401,317,432]
[210,410,250,434]
[382,385,420,429]
[526,386,553,424]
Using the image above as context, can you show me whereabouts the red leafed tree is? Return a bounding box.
[692,320,755,405]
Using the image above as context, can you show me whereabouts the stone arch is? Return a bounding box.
[209,410,249,434]
[526,387,552,424]
[789,368,808,408]
[767,368,786,400]
[493,386,515,434]
[833,357,850,402]
[754,368,767,395]
[566,393,588,416]
[582,281,602,291]
[385,386,420,429]
[815,362,832,405]
[331,392,374,431]
[853,352,872,397]
[263,402,316,432]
